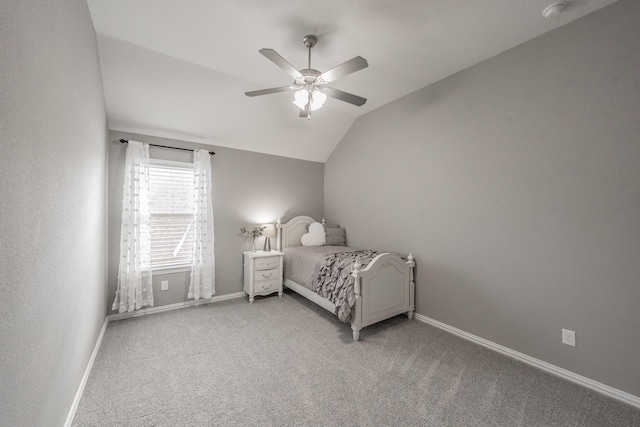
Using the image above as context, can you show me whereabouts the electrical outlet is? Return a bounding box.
[161,280,169,291]
[562,329,576,347]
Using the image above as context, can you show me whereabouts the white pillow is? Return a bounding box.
[301,222,326,247]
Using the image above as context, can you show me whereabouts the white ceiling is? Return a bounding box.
[87,0,618,162]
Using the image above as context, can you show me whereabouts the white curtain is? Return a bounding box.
[188,149,215,299]
[112,140,154,313]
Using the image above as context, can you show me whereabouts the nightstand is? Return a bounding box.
[243,250,283,303]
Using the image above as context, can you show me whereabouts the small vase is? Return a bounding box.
[251,239,257,252]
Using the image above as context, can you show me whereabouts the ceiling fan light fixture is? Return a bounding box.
[293,89,327,111]
[245,34,367,117]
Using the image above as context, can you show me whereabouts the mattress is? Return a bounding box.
[283,245,355,292]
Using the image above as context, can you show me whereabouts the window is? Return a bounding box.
[149,159,194,271]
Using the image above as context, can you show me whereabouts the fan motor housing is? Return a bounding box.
[297,69,322,84]
[299,69,320,76]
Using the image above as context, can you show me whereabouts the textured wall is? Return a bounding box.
[107,131,324,314]
[0,1,108,425]
[325,0,640,397]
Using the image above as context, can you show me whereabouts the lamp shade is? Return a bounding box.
[261,223,276,237]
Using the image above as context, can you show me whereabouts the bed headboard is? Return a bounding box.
[276,216,321,250]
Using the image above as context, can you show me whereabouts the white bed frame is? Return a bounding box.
[276,216,415,341]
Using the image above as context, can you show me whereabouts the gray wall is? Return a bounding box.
[108,131,323,315]
[0,1,108,426]
[325,0,640,397]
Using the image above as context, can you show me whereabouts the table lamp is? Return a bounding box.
[262,223,276,252]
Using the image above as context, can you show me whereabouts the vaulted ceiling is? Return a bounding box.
[88,0,618,162]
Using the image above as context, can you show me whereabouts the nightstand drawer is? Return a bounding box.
[254,278,280,293]
[255,268,279,282]
[254,256,279,269]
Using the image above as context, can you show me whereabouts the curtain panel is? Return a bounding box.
[112,140,154,313]
[188,149,215,300]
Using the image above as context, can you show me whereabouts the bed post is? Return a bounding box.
[351,260,363,341]
[276,217,282,251]
[406,253,416,320]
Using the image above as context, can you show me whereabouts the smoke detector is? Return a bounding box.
[542,1,567,18]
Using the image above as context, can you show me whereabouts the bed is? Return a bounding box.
[276,215,415,341]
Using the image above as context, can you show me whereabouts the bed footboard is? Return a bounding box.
[351,253,415,341]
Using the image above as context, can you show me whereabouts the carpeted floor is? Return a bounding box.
[72,291,640,426]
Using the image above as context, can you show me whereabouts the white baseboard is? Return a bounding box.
[107,292,245,321]
[64,317,109,427]
[414,313,640,409]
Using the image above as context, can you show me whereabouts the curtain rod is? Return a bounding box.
[119,139,215,156]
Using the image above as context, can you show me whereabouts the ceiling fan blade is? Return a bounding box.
[259,49,303,79]
[325,87,367,106]
[245,86,293,97]
[319,56,368,83]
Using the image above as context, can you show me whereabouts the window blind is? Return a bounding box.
[149,161,194,270]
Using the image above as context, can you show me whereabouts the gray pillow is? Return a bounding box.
[324,227,346,246]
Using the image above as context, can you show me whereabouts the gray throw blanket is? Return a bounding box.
[312,250,381,322]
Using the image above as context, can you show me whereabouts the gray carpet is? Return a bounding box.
[73,291,640,426]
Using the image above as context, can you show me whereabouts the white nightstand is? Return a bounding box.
[243,250,283,303]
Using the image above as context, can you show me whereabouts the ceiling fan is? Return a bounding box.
[245,35,368,119]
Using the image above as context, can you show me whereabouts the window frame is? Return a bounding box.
[148,158,194,275]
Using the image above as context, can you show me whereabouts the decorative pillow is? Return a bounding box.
[325,227,346,246]
[324,223,340,228]
[301,222,326,247]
